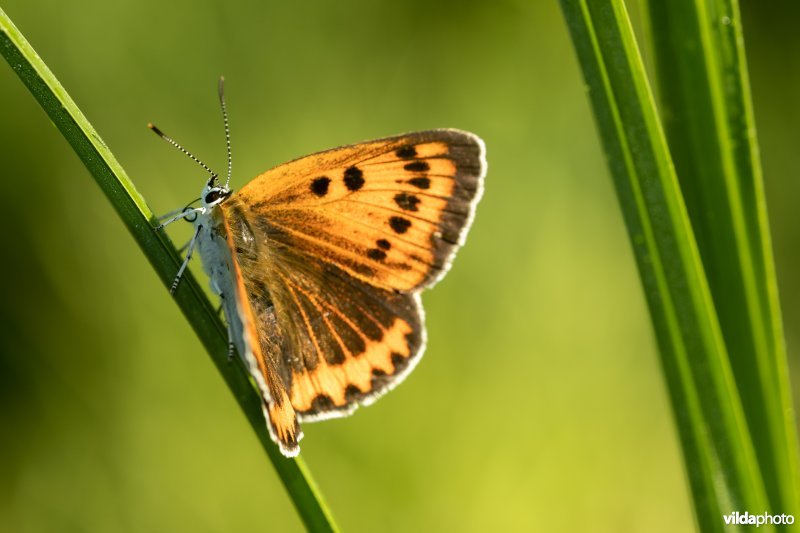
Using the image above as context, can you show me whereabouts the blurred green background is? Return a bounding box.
[1,1,797,531]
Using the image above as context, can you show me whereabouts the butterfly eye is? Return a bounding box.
[204,189,229,204]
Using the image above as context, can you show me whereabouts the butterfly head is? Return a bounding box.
[201,176,232,209]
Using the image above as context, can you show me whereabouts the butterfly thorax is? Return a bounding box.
[195,196,277,308]
[191,174,261,287]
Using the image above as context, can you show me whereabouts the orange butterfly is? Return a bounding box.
[152,79,486,456]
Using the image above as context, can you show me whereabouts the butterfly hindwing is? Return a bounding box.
[272,254,425,420]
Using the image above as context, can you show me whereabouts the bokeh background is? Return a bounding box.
[1,1,797,531]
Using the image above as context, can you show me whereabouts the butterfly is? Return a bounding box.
[152,79,486,456]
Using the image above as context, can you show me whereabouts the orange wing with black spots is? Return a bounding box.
[235,130,485,292]
[220,130,485,440]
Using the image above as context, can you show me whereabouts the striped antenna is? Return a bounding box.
[147,123,218,181]
[218,76,233,188]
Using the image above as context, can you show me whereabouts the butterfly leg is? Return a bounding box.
[157,205,191,222]
[155,207,203,230]
[221,308,236,361]
[169,224,202,294]
[217,294,237,362]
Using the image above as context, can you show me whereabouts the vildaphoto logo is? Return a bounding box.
[723,511,795,526]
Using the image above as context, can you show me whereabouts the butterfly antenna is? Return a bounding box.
[147,123,218,180]
[218,76,233,188]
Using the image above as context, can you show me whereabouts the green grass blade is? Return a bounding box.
[643,0,800,519]
[559,0,770,530]
[0,8,337,532]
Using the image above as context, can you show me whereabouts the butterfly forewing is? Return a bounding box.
[235,130,485,292]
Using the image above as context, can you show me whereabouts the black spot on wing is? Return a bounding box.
[367,248,387,261]
[311,176,330,196]
[396,145,417,159]
[394,193,420,212]
[376,239,391,250]
[310,394,335,412]
[345,384,362,403]
[344,166,365,191]
[407,177,430,189]
[389,216,411,234]
[404,161,429,172]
